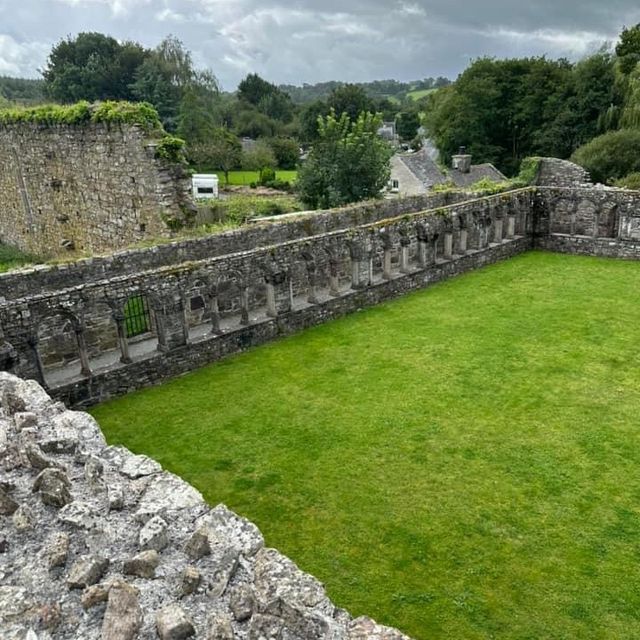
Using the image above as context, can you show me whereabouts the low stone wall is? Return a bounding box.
[0,190,533,406]
[0,372,409,639]
[0,190,473,302]
[0,122,191,260]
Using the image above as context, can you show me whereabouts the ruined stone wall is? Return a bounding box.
[0,123,191,259]
[0,190,533,407]
[0,372,409,639]
[0,190,474,302]
[2,177,640,409]
[534,158,592,188]
[535,186,640,258]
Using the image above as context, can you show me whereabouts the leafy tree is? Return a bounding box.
[613,172,640,189]
[327,84,375,122]
[423,55,618,175]
[258,91,293,123]
[0,76,45,104]
[299,100,330,143]
[176,72,221,145]
[616,24,640,74]
[132,37,219,134]
[189,129,241,182]
[396,110,421,141]
[238,73,277,106]
[234,109,281,139]
[237,73,293,123]
[268,137,299,169]
[571,128,640,183]
[242,141,277,171]
[43,33,149,102]
[297,110,392,209]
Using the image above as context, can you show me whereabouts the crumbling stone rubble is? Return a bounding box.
[0,372,411,639]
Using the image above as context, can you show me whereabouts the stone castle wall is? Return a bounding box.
[0,123,191,259]
[0,190,473,302]
[0,189,534,407]
[0,372,409,639]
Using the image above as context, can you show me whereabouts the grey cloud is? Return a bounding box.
[1,0,639,89]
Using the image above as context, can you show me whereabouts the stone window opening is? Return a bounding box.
[123,294,152,339]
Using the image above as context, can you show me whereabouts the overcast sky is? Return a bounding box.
[2,0,640,90]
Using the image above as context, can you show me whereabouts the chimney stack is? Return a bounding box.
[452,146,472,174]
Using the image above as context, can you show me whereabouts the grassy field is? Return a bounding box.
[212,170,298,186]
[92,252,640,640]
[407,88,438,101]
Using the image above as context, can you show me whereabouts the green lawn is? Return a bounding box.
[212,170,298,186]
[91,251,640,640]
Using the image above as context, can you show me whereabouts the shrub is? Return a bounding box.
[155,135,187,163]
[571,129,640,184]
[613,172,640,190]
[259,167,276,185]
[0,100,163,131]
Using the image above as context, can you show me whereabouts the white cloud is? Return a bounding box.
[155,7,187,22]
[55,0,150,17]
[0,34,50,77]
[3,0,640,87]
[490,27,611,56]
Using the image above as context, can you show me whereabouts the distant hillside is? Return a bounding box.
[0,76,45,104]
[280,77,450,104]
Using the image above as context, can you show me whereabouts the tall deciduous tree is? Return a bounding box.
[189,129,241,183]
[131,36,220,134]
[43,33,149,102]
[297,110,392,209]
[616,23,640,74]
[327,84,374,122]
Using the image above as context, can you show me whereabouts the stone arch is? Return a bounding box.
[183,277,211,329]
[216,269,250,326]
[300,246,321,304]
[36,307,89,386]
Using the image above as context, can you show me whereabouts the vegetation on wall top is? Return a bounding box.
[0,99,163,131]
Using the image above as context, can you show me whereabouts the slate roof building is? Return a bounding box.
[389,146,506,196]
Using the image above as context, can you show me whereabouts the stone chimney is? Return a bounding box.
[452,146,472,174]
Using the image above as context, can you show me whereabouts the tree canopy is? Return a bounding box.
[297,111,392,209]
[43,33,148,103]
[423,54,621,175]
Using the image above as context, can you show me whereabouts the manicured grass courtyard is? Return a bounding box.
[91,251,640,639]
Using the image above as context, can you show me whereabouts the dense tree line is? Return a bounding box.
[280,77,450,105]
[0,76,44,105]
[423,23,640,182]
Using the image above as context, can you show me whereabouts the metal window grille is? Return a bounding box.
[124,294,151,338]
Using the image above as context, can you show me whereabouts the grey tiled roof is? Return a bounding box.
[449,163,507,188]
[397,149,449,188]
[396,148,507,190]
